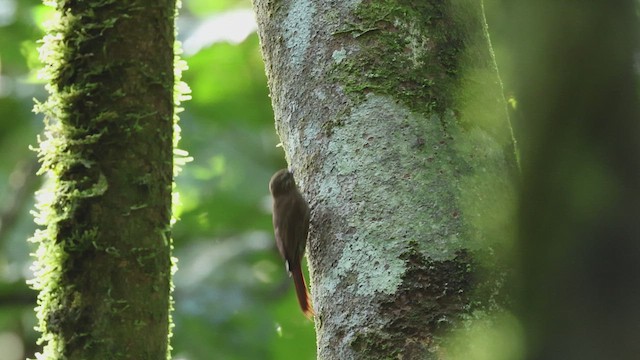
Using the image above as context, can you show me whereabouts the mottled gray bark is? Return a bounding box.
[253,0,518,358]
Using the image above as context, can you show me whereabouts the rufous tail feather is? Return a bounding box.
[291,266,314,319]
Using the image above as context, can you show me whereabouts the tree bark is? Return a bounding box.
[512,2,640,359]
[31,0,178,358]
[253,0,518,358]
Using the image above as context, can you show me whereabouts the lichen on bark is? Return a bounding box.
[253,0,518,358]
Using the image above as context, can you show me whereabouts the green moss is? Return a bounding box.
[30,0,185,358]
[331,0,467,117]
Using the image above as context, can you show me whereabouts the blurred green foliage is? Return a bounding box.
[0,0,315,359]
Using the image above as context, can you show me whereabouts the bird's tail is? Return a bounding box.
[291,266,314,319]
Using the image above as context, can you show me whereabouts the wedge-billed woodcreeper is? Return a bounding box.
[269,168,314,318]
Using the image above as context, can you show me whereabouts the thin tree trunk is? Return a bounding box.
[31,0,178,358]
[512,2,640,359]
[253,0,518,358]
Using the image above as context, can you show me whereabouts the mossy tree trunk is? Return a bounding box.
[253,0,518,358]
[512,2,640,359]
[31,0,179,358]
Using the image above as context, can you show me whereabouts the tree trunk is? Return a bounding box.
[512,2,640,359]
[31,0,179,358]
[253,0,518,358]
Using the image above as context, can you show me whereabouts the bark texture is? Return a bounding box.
[513,2,640,359]
[31,0,177,358]
[254,0,518,358]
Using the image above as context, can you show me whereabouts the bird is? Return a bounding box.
[269,168,314,318]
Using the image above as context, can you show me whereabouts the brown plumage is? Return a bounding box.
[269,169,314,318]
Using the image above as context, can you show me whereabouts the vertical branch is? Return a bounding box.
[254,0,518,358]
[31,0,178,358]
